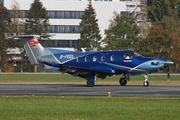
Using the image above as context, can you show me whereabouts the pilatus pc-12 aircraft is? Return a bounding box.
[15,35,173,87]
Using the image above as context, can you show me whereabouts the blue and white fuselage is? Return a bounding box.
[15,35,174,87]
[40,49,171,74]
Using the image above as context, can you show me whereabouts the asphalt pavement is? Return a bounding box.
[0,84,180,97]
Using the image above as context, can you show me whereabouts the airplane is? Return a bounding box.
[14,35,174,87]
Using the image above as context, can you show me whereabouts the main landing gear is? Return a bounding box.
[119,74,129,86]
[86,74,96,87]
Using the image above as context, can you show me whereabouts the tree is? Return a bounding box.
[135,25,171,58]
[24,0,49,36]
[163,16,180,65]
[147,0,180,71]
[9,0,23,36]
[102,12,138,50]
[24,0,50,72]
[8,0,23,48]
[0,3,12,71]
[170,33,180,65]
[77,2,102,51]
[6,0,30,72]
[147,0,179,23]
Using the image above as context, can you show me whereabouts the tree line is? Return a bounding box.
[0,0,49,72]
[78,1,180,72]
[0,0,180,72]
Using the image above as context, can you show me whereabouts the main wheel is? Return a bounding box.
[143,81,149,87]
[119,78,127,86]
[87,80,94,87]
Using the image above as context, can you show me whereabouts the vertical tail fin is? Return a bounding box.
[14,35,44,65]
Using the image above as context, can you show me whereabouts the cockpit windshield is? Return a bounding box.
[123,51,142,60]
[133,52,142,57]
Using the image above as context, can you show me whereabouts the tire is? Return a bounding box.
[143,81,149,87]
[119,78,127,86]
[87,80,94,87]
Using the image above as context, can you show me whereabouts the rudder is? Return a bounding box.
[14,35,44,65]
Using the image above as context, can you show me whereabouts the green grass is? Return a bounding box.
[0,73,84,84]
[0,73,180,86]
[0,74,180,120]
[0,96,180,120]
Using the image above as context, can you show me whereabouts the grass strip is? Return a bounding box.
[0,96,180,120]
[0,74,179,86]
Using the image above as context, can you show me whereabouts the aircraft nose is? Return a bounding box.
[162,59,174,65]
[159,59,173,71]
[151,58,173,66]
[151,59,173,71]
[153,57,173,64]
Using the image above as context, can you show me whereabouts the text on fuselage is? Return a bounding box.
[60,54,74,59]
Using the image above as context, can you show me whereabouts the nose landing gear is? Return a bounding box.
[143,74,149,87]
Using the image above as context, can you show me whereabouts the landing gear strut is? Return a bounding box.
[87,74,96,87]
[119,74,129,86]
[143,73,149,87]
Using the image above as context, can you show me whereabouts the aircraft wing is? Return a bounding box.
[60,64,116,79]
[43,61,115,79]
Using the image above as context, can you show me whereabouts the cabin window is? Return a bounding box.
[93,56,97,62]
[77,57,80,62]
[110,55,115,61]
[101,56,105,61]
[123,53,132,60]
[85,56,89,62]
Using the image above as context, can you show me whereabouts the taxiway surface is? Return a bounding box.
[0,84,180,97]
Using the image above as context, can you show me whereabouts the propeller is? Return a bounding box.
[163,60,173,81]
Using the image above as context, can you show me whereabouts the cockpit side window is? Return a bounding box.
[123,53,132,60]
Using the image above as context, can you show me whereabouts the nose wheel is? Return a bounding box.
[143,74,149,87]
[143,81,149,87]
